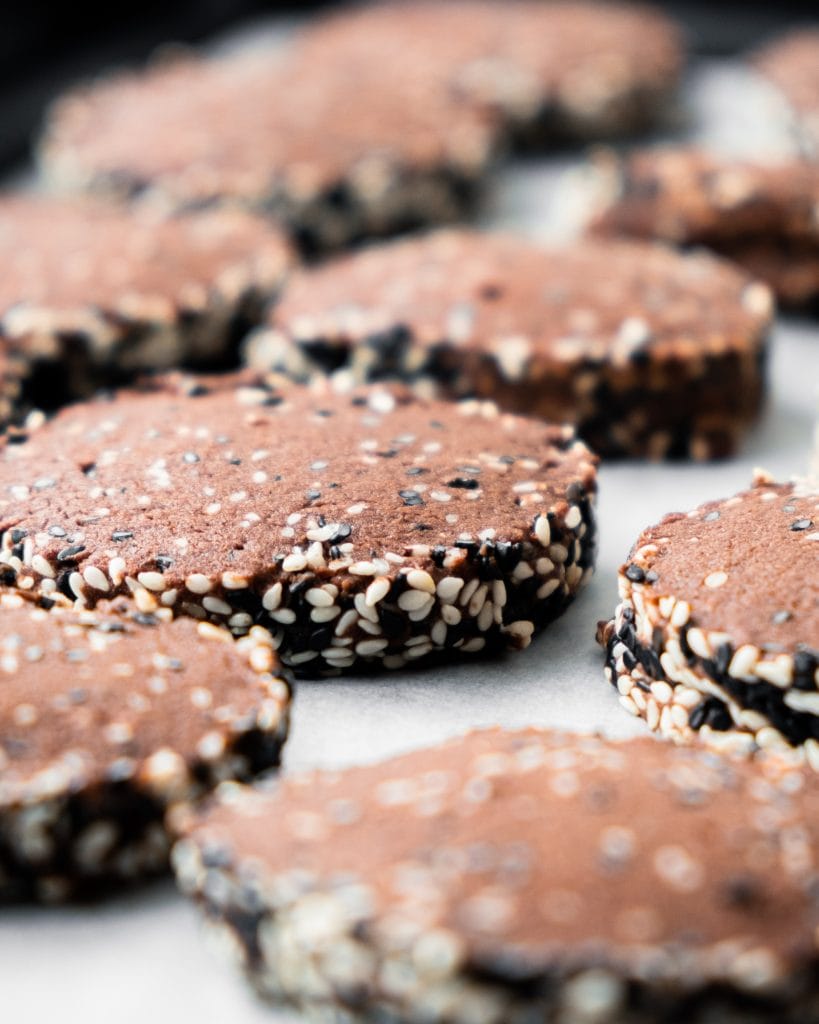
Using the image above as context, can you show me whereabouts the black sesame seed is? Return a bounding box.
[330,523,352,542]
[498,455,515,465]
[645,570,659,583]
[624,564,645,583]
[378,449,399,459]
[431,545,446,567]
[133,613,159,627]
[57,544,85,562]
[111,530,134,543]
[228,457,242,466]
[414,523,432,531]
[406,467,427,476]
[790,519,814,531]
[155,555,174,571]
[9,528,27,543]
[447,477,479,490]
[305,489,321,502]
[186,384,211,397]
[399,489,424,507]
[689,698,732,732]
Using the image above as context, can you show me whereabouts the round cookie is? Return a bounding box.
[598,472,819,759]
[294,0,684,145]
[590,147,819,306]
[173,727,819,1023]
[38,50,496,253]
[755,30,819,157]
[0,194,290,407]
[246,230,773,460]
[0,375,598,675]
[0,593,290,901]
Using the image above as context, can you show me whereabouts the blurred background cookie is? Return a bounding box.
[247,229,773,460]
[0,195,291,414]
[0,596,290,902]
[599,471,819,758]
[174,726,819,1023]
[0,376,598,675]
[755,29,819,156]
[590,146,819,306]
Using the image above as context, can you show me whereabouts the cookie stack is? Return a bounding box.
[1,3,818,1023]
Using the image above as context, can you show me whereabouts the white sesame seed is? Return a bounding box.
[349,561,377,576]
[270,608,296,624]
[203,596,232,616]
[310,606,341,623]
[565,506,582,530]
[204,502,222,516]
[282,552,307,573]
[670,601,691,628]
[537,578,560,600]
[398,590,434,613]
[31,555,55,579]
[436,577,464,604]
[704,570,728,589]
[534,514,551,546]
[186,573,212,594]
[138,571,167,592]
[406,569,436,593]
[262,583,282,611]
[221,572,249,590]
[82,566,110,592]
[355,638,389,657]
[305,587,334,607]
[68,572,85,599]
[365,577,391,607]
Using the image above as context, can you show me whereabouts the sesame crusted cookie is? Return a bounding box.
[0,194,290,408]
[0,594,290,901]
[755,30,819,157]
[294,0,684,145]
[590,147,819,306]
[246,230,773,460]
[173,727,819,1023]
[598,473,819,760]
[38,49,495,253]
[0,376,597,675]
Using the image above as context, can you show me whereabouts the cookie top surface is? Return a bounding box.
[0,376,596,595]
[296,0,683,125]
[624,480,819,650]
[268,230,772,364]
[592,147,819,242]
[41,51,495,205]
[0,597,290,806]
[0,195,290,327]
[184,727,819,982]
[756,30,819,127]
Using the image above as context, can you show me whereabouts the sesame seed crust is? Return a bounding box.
[0,593,290,901]
[38,49,495,254]
[755,30,819,158]
[598,476,819,756]
[248,230,772,460]
[0,195,291,411]
[591,147,819,306]
[0,375,597,676]
[173,727,819,1023]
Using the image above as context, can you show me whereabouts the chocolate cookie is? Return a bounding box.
[246,230,773,460]
[598,472,819,759]
[0,593,290,901]
[0,376,597,675]
[173,727,819,1023]
[294,0,684,145]
[590,147,819,306]
[39,49,496,253]
[0,194,290,411]
[756,30,819,157]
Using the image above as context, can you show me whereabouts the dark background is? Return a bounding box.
[3,0,818,173]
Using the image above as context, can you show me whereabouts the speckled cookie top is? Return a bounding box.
[0,596,290,806]
[592,147,819,243]
[0,375,596,598]
[268,230,772,364]
[756,30,819,134]
[41,50,495,205]
[184,727,819,981]
[295,0,683,129]
[0,195,290,327]
[622,481,819,650]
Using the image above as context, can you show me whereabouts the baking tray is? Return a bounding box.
[1,20,818,1024]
